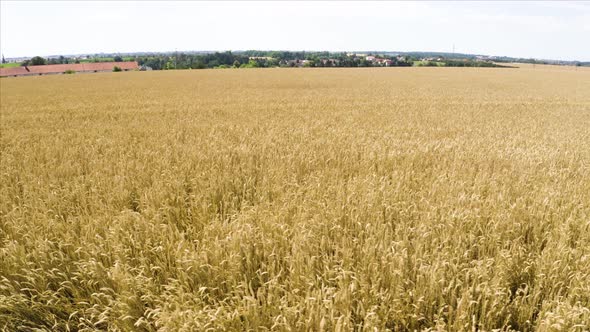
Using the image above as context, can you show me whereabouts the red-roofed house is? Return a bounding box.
[0,61,138,77]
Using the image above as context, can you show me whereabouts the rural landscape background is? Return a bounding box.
[2,1,590,331]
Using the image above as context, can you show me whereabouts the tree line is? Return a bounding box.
[12,51,550,70]
[135,51,415,70]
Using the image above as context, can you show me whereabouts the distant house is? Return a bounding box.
[284,60,298,67]
[320,59,340,67]
[366,56,376,62]
[379,59,394,66]
[0,61,138,77]
[285,59,308,67]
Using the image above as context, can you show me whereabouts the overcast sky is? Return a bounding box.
[1,1,589,60]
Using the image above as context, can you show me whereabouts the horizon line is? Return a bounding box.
[2,49,588,63]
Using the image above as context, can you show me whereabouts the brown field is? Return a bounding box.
[1,67,590,331]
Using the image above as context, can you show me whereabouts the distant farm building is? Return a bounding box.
[378,59,394,66]
[0,61,138,77]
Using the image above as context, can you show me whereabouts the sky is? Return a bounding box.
[1,1,589,61]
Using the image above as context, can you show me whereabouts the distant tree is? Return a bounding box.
[233,60,240,68]
[30,56,47,65]
[114,55,123,62]
[193,61,206,69]
[267,58,279,67]
[207,59,220,68]
[113,66,122,72]
[1,55,6,64]
[75,59,80,64]
[239,60,259,69]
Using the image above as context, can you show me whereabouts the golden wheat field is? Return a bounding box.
[1,66,590,331]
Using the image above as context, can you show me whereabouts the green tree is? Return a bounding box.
[30,56,47,65]
[267,58,279,67]
[208,59,220,68]
[193,61,206,69]
[113,66,122,72]
[114,55,123,62]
